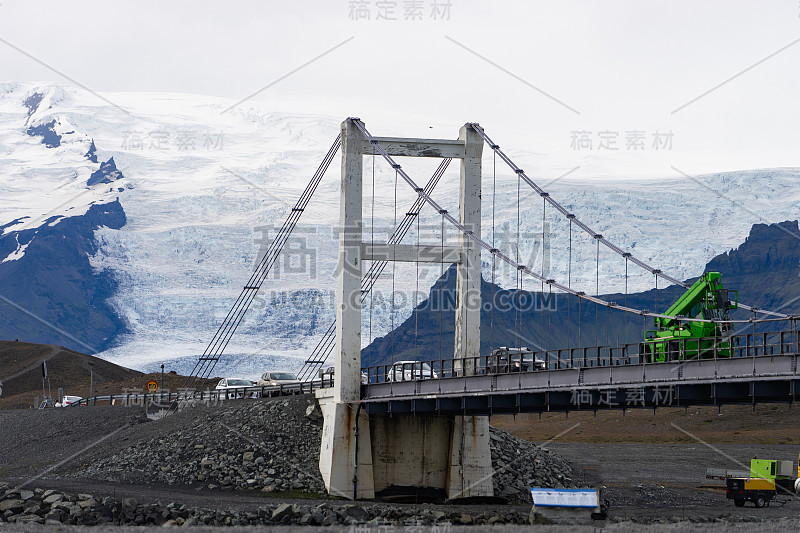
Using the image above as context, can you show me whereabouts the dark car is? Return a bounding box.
[486,347,545,373]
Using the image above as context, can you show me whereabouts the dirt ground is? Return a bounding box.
[2,402,799,527]
[490,403,800,444]
[491,406,800,521]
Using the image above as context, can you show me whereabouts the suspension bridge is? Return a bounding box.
[163,118,800,501]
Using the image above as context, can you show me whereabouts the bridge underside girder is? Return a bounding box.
[362,378,800,416]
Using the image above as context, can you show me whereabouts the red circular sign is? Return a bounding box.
[146,380,159,393]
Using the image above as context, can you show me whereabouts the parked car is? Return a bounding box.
[318,366,368,384]
[257,371,300,387]
[486,347,545,373]
[386,361,438,382]
[55,395,84,407]
[214,378,257,399]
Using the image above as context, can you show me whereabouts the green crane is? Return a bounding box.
[642,272,738,362]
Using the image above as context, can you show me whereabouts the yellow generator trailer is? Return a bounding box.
[725,458,797,508]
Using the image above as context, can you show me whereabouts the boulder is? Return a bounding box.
[272,503,292,522]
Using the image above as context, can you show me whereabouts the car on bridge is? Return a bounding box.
[386,361,438,382]
[257,371,301,387]
[55,395,84,407]
[486,347,545,374]
[214,378,257,399]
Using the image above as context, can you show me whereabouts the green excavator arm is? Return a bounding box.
[656,272,737,328]
[644,271,738,362]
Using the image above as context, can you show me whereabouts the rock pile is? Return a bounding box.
[489,426,575,501]
[0,484,533,527]
[74,397,326,495]
[70,395,576,503]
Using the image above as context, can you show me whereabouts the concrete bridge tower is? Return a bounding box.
[315,118,493,500]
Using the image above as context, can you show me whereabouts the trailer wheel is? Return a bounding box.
[733,499,745,507]
[754,495,766,508]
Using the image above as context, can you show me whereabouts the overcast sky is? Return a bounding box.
[1,0,798,178]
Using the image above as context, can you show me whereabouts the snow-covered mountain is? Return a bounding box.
[2,82,799,380]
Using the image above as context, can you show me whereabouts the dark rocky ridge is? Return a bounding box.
[0,201,128,352]
[363,220,800,366]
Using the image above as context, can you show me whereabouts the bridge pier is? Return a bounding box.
[317,118,492,501]
[316,388,375,499]
[316,391,493,500]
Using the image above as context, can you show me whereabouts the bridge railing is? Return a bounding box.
[361,329,800,383]
[68,377,333,408]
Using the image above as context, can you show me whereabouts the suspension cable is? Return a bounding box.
[516,167,521,350]
[655,271,659,313]
[415,208,420,361]
[296,158,452,380]
[595,236,600,347]
[567,217,572,349]
[369,152,375,367]
[490,147,497,356]
[391,167,397,368]
[440,212,445,362]
[624,253,629,334]
[353,119,784,325]
[182,134,342,393]
[470,125,790,320]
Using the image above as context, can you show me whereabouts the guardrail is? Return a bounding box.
[68,376,334,407]
[361,329,800,384]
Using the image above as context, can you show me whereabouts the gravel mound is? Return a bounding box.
[490,427,575,501]
[71,397,326,494]
[68,396,576,502]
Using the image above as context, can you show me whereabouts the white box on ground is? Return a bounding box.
[530,488,601,525]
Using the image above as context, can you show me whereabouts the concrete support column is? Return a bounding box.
[317,118,375,500]
[446,416,494,498]
[454,124,483,377]
[316,388,375,499]
[335,118,364,403]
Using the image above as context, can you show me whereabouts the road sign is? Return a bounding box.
[530,488,599,508]
[146,380,159,393]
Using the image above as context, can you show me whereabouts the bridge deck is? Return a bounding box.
[361,354,800,415]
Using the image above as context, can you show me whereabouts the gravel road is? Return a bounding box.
[3,521,800,532]
[548,442,800,520]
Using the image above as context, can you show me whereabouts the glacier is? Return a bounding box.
[1,82,799,381]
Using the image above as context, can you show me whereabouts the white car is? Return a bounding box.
[257,371,301,387]
[214,378,257,399]
[55,395,84,407]
[386,361,438,382]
